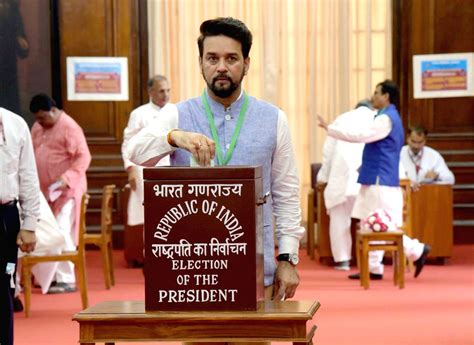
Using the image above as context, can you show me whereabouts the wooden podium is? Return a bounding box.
[315,183,453,264]
[73,166,321,345]
[410,184,453,261]
[143,166,264,311]
[73,300,320,345]
[315,183,332,263]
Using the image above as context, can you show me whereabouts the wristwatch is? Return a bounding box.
[276,253,299,266]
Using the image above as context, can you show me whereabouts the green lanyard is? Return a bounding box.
[201,90,249,166]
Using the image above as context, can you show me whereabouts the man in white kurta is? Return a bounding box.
[401,125,455,186]
[318,80,429,279]
[18,193,65,294]
[317,104,375,270]
[121,75,178,226]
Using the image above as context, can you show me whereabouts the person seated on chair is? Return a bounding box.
[318,80,431,280]
[30,94,91,293]
[401,124,455,190]
[317,100,375,271]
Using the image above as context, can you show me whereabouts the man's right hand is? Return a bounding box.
[17,229,36,253]
[127,167,138,191]
[170,130,216,167]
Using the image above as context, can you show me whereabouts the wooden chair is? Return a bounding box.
[355,179,413,289]
[306,163,322,260]
[122,184,145,267]
[399,178,414,271]
[356,230,405,289]
[84,184,115,289]
[22,194,89,317]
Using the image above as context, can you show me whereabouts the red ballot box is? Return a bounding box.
[143,166,265,311]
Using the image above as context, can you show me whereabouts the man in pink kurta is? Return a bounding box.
[30,93,91,293]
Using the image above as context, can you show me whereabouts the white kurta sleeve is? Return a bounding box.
[328,114,392,143]
[122,109,142,169]
[126,113,179,167]
[272,110,305,254]
[317,135,336,183]
[434,157,455,184]
[18,121,40,231]
[424,148,455,184]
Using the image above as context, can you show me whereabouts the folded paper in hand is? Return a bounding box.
[190,156,215,167]
[48,181,63,202]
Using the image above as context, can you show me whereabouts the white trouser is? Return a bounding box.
[369,235,425,274]
[127,167,145,226]
[17,193,66,293]
[55,199,76,283]
[328,196,356,262]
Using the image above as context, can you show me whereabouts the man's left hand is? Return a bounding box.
[424,170,439,181]
[17,229,36,253]
[56,176,68,190]
[272,261,300,301]
[317,115,328,130]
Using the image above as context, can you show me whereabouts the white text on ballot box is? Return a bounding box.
[143,166,265,311]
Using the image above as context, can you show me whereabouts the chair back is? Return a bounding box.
[399,179,412,237]
[77,193,90,255]
[311,163,322,188]
[101,185,115,239]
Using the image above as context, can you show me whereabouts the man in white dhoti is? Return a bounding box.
[15,192,65,310]
[317,101,375,270]
[318,80,431,280]
[401,124,455,188]
[121,75,178,226]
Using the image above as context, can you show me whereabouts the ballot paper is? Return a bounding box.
[48,180,63,202]
[190,156,215,167]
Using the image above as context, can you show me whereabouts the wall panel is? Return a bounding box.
[56,0,147,239]
[393,0,474,243]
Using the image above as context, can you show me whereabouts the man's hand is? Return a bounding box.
[17,229,36,253]
[317,115,328,130]
[171,130,216,166]
[411,181,420,192]
[272,261,300,301]
[424,170,439,181]
[56,176,68,190]
[127,166,138,191]
[17,37,29,51]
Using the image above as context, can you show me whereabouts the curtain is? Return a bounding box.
[148,0,392,227]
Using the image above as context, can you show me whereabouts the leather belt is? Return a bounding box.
[0,200,17,209]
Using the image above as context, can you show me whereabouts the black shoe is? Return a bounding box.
[348,272,383,280]
[13,297,24,312]
[414,244,431,278]
[47,282,77,294]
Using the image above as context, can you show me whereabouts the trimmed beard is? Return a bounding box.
[204,70,245,98]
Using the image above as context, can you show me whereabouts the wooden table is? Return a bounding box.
[73,300,320,345]
[410,184,453,262]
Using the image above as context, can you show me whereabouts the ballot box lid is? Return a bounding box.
[143,165,262,180]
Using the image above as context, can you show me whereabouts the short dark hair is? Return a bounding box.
[29,93,56,113]
[197,17,253,59]
[147,75,168,89]
[408,124,428,136]
[377,79,400,109]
